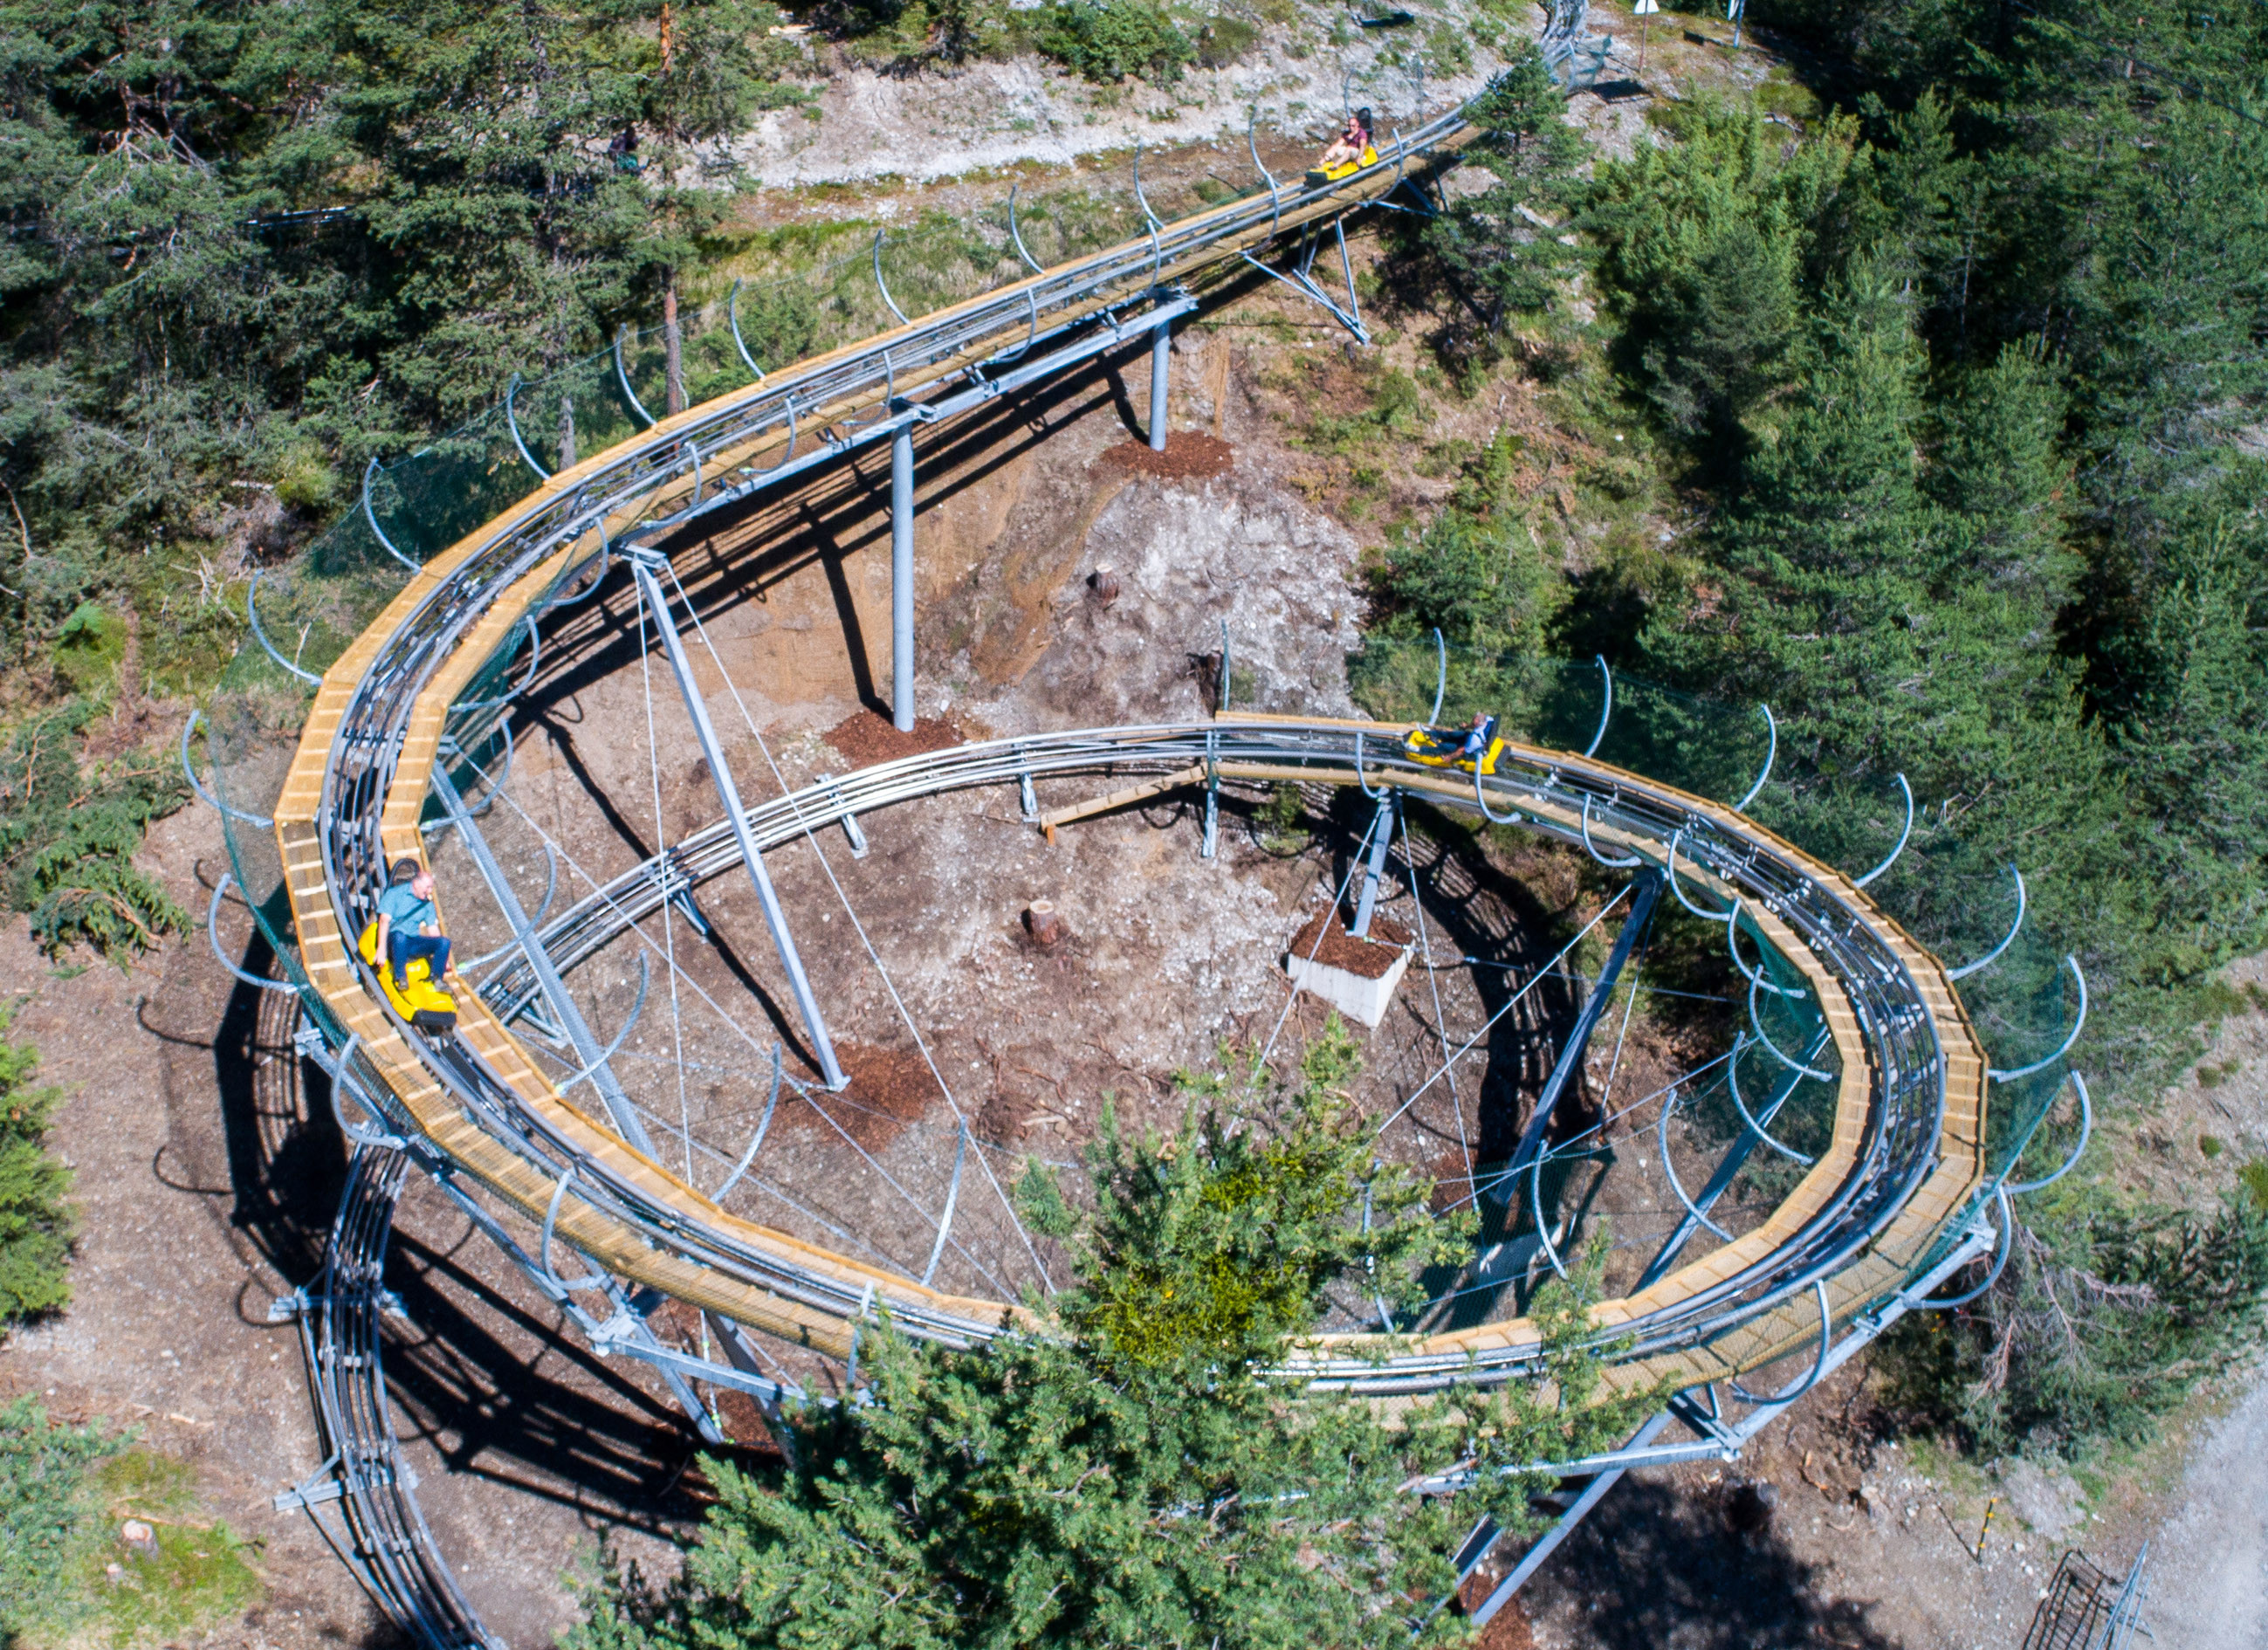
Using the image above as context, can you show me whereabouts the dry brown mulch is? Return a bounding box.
[1096,430,1234,480]
[1456,1576,1537,1650]
[780,1041,938,1152]
[823,709,972,767]
[1286,910,1412,980]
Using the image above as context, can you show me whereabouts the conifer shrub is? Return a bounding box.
[0,704,188,962]
[1035,0,1195,83]
[0,1021,72,1327]
[573,1022,1659,1648]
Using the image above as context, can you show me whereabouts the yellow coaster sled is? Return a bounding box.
[1403,717,1506,776]
[1304,145,1379,187]
[358,921,459,1032]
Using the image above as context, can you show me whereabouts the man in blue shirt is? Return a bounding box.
[375,857,451,987]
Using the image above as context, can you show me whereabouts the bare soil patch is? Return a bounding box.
[1096,431,1235,482]
[822,709,974,765]
[789,1041,940,1152]
[1288,909,1412,980]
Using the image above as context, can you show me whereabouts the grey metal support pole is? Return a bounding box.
[429,766,655,1155]
[629,556,848,1091]
[1470,1411,1674,1625]
[891,422,916,732]
[1148,318,1171,452]
[1201,729,1220,861]
[1488,869,1663,1207]
[1350,791,1398,938]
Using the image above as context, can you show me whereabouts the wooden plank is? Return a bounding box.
[1035,764,1206,831]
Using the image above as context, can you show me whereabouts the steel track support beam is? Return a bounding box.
[891,420,916,732]
[1201,729,1220,860]
[430,764,656,1154]
[1350,789,1398,938]
[1148,312,1171,452]
[628,554,848,1090]
[1487,868,1662,1207]
[1460,1411,1674,1627]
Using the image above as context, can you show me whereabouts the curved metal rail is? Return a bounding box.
[234,84,1996,1643]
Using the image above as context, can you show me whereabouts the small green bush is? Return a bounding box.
[0,1399,118,1641]
[0,702,189,961]
[0,1021,72,1327]
[50,605,127,700]
[271,447,340,512]
[2201,1133,2225,1158]
[2239,1159,2268,1212]
[1036,0,1193,82]
[1193,13,1258,65]
[0,1408,264,1647]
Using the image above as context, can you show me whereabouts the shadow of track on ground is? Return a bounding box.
[1521,1477,1900,1650]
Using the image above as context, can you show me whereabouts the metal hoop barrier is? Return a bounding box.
[505,375,550,479]
[553,954,650,1095]
[1658,1088,1735,1241]
[1583,654,1612,758]
[1724,1037,1818,1165]
[361,457,422,573]
[1852,773,1914,888]
[1947,864,2027,981]
[1007,185,1045,275]
[1249,108,1283,235]
[540,1167,611,1294]
[1746,975,1837,1083]
[247,571,325,686]
[873,230,911,327]
[1985,956,2087,1082]
[727,278,767,382]
[2003,1072,2093,1195]
[1428,627,1447,725]
[1354,731,1391,801]
[1666,828,1735,923]
[1727,1280,1833,1406]
[1900,1185,2013,1311]
[1735,703,1777,812]
[1474,762,1522,825]
[209,874,300,992]
[1580,793,1643,868]
[181,712,275,829]
[449,615,540,714]
[1727,903,1804,999]
[615,326,656,427]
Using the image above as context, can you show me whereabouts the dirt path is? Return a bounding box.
[2137,1371,2268,1649]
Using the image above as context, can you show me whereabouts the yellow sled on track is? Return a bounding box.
[1403,715,1506,776]
[1304,145,1379,188]
[358,921,458,1033]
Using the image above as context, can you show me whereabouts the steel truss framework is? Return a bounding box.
[182,66,2092,1650]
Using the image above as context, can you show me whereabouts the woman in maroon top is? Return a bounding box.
[1317,107,1374,171]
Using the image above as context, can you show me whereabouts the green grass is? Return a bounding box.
[77,1452,264,1647]
[0,1406,262,1650]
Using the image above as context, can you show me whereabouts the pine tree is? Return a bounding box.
[574,1024,1657,1650]
[1425,45,1592,327]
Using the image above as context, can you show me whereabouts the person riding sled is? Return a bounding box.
[1404,711,1503,773]
[377,857,451,988]
[1308,108,1377,183]
[360,856,461,1030]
